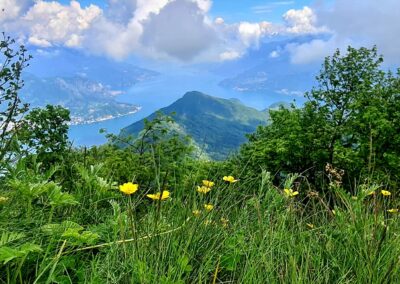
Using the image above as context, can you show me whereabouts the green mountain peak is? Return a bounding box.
[122,91,269,160]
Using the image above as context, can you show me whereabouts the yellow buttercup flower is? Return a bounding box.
[147,190,170,201]
[197,186,212,194]
[284,188,299,198]
[202,180,215,188]
[192,210,201,217]
[223,176,238,183]
[388,209,399,213]
[381,190,391,196]
[204,204,214,211]
[119,182,139,195]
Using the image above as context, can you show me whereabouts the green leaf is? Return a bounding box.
[0,243,42,264]
[0,231,25,247]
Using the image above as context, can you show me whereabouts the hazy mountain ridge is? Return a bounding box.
[122,91,270,160]
[21,74,140,125]
[219,56,315,96]
[21,49,159,124]
[215,37,321,98]
[29,48,159,90]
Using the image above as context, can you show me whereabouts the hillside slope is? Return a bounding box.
[121,91,269,159]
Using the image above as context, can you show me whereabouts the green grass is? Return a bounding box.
[1,163,400,283]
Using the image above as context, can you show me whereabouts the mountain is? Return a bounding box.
[29,48,159,90]
[21,74,140,125]
[267,101,292,110]
[219,57,314,97]
[21,48,159,124]
[212,36,322,101]
[121,91,269,160]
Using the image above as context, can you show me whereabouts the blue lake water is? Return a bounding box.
[69,71,303,147]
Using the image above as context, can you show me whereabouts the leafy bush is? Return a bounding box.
[239,46,400,190]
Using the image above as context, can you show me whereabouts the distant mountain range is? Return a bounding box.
[21,48,158,124]
[121,91,270,160]
[28,48,159,90]
[219,58,314,96]
[211,36,321,100]
[21,74,142,125]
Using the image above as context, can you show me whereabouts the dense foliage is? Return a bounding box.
[1,38,400,283]
[240,46,400,190]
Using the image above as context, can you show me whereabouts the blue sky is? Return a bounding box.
[58,0,314,23]
[211,0,312,23]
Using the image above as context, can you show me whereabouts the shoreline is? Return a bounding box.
[68,106,142,126]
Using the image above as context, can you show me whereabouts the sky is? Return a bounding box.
[55,0,315,23]
[0,0,399,66]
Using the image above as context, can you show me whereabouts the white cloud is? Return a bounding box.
[105,0,138,24]
[286,0,400,65]
[133,0,169,22]
[28,36,52,47]
[214,17,224,25]
[219,50,241,61]
[317,0,400,64]
[140,0,216,61]
[0,0,328,62]
[283,6,326,34]
[276,88,303,96]
[16,0,215,61]
[15,1,102,48]
[287,39,330,64]
[233,6,326,58]
[82,15,142,59]
[269,50,279,58]
[194,0,212,12]
[0,0,33,22]
[238,21,275,47]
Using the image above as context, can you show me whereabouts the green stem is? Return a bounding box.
[13,255,27,283]
[48,206,54,223]
[128,197,139,257]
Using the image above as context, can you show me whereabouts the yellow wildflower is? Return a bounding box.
[0,196,9,204]
[204,204,214,211]
[202,180,215,188]
[197,186,211,194]
[366,190,375,196]
[192,210,201,217]
[119,182,139,195]
[223,176,238,183]
[284,188,299,198]
[332,210,336,215]
[147,190,170,201]
[381,190,391,196]
[388,209,399,213]
[306,223,315,229]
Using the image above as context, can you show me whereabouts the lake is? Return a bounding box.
[69,71,303,147]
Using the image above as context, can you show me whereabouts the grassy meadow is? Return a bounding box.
[1,160,400,283]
